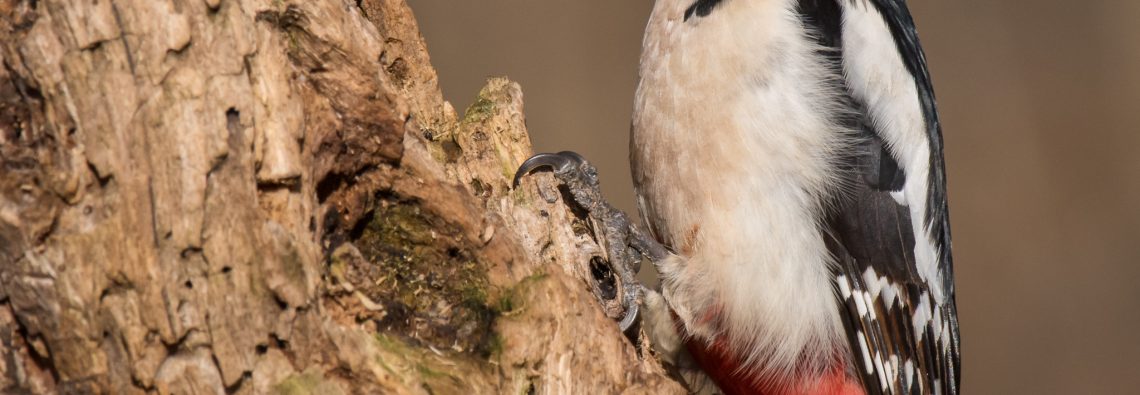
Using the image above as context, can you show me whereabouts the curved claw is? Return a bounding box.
[512,151,588,188]
[618,279,643,334]
[618,302,640,334]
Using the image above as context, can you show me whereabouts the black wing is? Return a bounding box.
[797,0,960,393]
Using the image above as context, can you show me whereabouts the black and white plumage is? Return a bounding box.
[630,0,959,393]
[815,1,961,394]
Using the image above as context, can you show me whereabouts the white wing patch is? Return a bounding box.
[840,0,947,304]
[862,266,902,310]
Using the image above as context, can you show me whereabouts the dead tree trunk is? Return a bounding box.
[0,0,684,393]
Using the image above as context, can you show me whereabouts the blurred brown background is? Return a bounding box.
[406,1,1140,393]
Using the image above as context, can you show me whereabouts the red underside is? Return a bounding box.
[685,337,865,395]
[679,308,865,395]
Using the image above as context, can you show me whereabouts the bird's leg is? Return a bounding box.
[514,152,668,334]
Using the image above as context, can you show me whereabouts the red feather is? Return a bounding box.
[686,336,864,395]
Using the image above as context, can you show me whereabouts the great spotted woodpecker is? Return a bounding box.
[516,0,960,393]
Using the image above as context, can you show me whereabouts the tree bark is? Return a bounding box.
[0,0,685,393]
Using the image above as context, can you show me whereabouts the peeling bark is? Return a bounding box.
[0,0,685,393]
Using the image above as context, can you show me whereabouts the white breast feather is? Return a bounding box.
[632,0,855,382]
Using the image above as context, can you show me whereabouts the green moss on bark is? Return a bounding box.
[343,197,497,357]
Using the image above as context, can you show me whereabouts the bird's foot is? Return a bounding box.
[514,152,668,335]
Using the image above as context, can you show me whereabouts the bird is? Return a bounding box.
[516,0,960,394]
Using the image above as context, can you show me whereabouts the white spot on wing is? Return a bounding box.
[857,331,874,374]
[863,291,878,320]
[874,353,888,390]
[888,355,899,392]
[932,305,944,342]
[904,359,915,390]
[882,282,900,310]
[913,291,932,337]
[838,275,852,299]
[862,266,882,298]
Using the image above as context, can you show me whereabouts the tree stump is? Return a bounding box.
[0,0,685,393]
